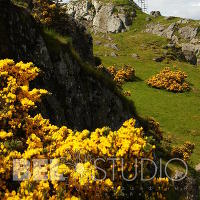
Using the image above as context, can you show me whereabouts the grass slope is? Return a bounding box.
[93,12,200,166]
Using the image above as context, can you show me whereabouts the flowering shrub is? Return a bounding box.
[147,67,189,92]
[32,0,57,25]
[97,65,135,87]
[171,141,195,161]
[109,65,135,85]
[0,59,169,199]
[123,90,131,96]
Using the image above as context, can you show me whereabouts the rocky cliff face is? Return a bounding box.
[0,1,134,130]
[63,0,137,33]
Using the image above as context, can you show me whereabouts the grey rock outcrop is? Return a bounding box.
[163,23,177,39]
[63,0,136,33]
[64,0,94,21]
[178,26,199,40]
[104,43,119,50]
[110,52,117,57]
[145,21,200,65]
[145,23,165,36]
[195,163,200,172]
[177,19,189,24]
[145,23,176,39]
[0,1,134,130]
[145,16,151,22]
[153,56,165,62]
[93,5,123,33]
[131,53,139,59]
[150,11,161,17]
[95,40,101,45]
[190,38,199,44]
[173,171,199,200]
[181,43,200,65]
[197,58,200,66]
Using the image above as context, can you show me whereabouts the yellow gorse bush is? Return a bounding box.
[171,141,195,161]
[32,0,57,25]
[0,59,169,199]
[147,67,189,92]
[108,65,135,86]
[123,90,131,97]
[97,65,135,87]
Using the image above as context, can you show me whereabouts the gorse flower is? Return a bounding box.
[0,59,169,199]
[147,67,189,92]
[171,141,195,161]
[32,0,58,25]
[97,65,135,87]
[109,65,135,86]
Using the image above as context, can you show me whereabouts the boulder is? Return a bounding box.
[195,163,200,172]
[92,0,101,11]
[111,52,117,57]
[182,51,197,65]
[145,23,165,36]
[173,171,199,200]
[171,35,179,44]
[145,22,177,39]
[150,11,161,17]
[190,38,199,44]
[197,58,200,66]
[162,22,177,39]
[110,43,119,50]
[131,53,139,59]
[107,15,123,33]
[181,43,200,65]
[177,19,189,24]
[107,36,112,41]
[178,26,199,40]
[95,40,102,45]
[65,0,94,20]
[93,5,126,33]
[153,56,165,62]
[145,16,152,22]
[166,43,176,48]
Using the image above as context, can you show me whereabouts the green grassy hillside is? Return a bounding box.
[93,11,200,166]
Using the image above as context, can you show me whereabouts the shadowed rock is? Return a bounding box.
[0,1,134,130]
